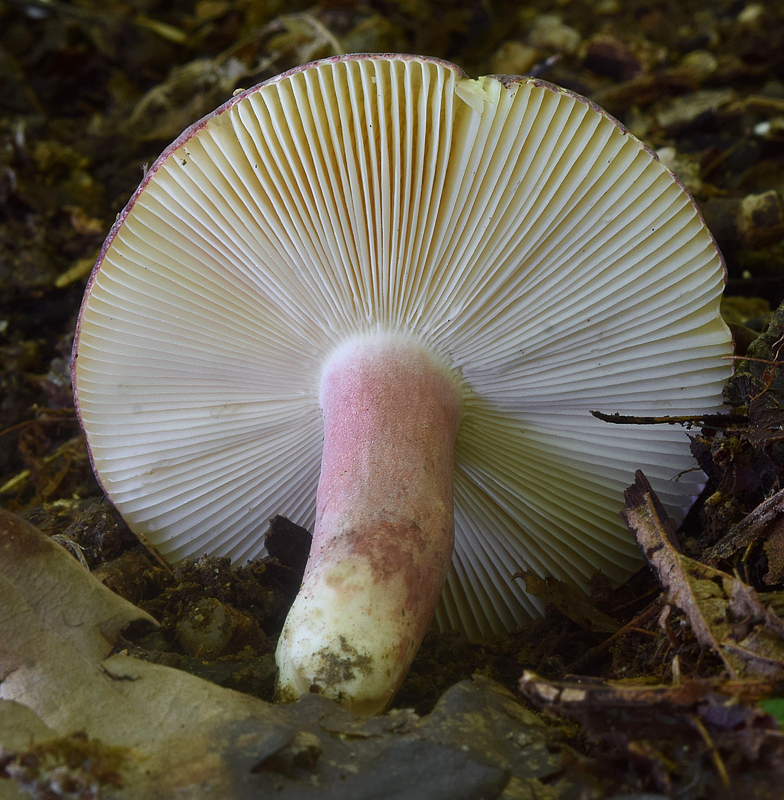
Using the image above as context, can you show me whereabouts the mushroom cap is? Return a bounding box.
[73,53,732,639]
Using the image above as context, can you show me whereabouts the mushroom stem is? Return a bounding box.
[275,334,462,714]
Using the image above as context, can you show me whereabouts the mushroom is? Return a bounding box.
[73,54,732,714]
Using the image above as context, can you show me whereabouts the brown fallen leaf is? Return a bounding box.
[703,485,784,576]
[621,471,784,679]
[0,507,298,797]
[514,570,620,634]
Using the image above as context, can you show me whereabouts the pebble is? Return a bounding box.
[739,191,784,250]
[487,40,541,76]
[526,14,581,55]
[655,88,735,130]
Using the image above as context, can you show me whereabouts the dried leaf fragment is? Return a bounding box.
[516,571,620,634]
[703,485,784,572]
[622,471,784,679]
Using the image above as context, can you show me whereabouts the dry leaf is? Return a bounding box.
[622,471,784,679]
[516,571,620,634]
[703,485,784,575]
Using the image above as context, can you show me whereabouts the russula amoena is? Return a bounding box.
[73,53,732,714]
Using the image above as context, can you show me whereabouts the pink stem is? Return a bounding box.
[276,334,462,713]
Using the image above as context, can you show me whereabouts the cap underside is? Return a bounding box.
[74,55,732,638]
